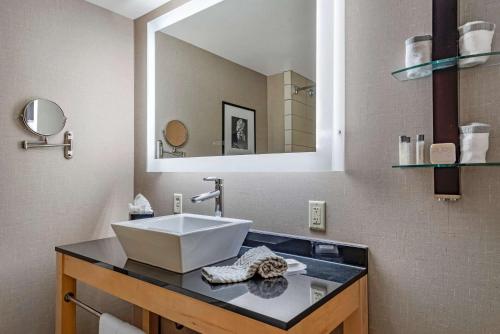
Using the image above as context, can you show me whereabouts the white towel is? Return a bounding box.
[201,246,288,284]
[99,313,145,334]
[285,258,307,273]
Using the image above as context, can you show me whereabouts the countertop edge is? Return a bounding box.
[55,245,367,330]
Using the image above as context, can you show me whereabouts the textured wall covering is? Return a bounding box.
[0,0,134,333]
[135,1,500,333]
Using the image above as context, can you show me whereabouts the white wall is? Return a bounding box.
[0,0,134,332]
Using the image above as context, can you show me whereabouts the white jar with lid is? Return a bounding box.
[405,35,432,78]
[459,21,496,68]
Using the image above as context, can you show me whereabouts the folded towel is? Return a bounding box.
[201,246,288,284]
[285,258,307,273]
[99,313,145,334]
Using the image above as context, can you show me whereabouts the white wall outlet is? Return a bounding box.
[310,283,328,303]
[309,200,326,231]
[173,193,183,214]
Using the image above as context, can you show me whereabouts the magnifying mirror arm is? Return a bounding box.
[22,131,74,159]
[155,139,185,158]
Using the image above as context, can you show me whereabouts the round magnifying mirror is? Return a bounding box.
[21,99,66,137]
[164,120,188,148]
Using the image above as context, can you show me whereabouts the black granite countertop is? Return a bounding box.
[55,231,367,330]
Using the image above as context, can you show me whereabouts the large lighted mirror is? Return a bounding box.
[147,0,345,172]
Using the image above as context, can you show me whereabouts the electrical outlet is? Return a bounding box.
[173,193,182,214]
[309,200,326,231]
[310,283,328,303]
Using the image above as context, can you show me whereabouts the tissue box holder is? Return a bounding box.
[129,213,154,221]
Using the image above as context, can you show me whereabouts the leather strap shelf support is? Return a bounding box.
[432,0,461,201]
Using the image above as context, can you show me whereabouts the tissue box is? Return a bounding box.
[430,143,456,164]
[129,194,154,220]
[129,213,154,221]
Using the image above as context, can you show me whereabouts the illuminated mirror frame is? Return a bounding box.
[147,0,345,172]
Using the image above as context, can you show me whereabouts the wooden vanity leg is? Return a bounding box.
[344,276,368,334]
[55,253,76,334]
[140,308,161,334]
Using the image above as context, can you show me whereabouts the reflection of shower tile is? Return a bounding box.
[284,70,292,85]
[294,91,307,105]
[305,93,316,107]
[283,84,294,101]
[284,70,310,87]
[285,144,315,153]
[284,100,315,120]
[282,69,316,152]
[285,130,315,148]
[284,87,316,107]
[285,115,315,133]
[284,100,292,117]
[290,71,308,87]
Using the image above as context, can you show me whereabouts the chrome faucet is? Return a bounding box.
[191,177,223,217]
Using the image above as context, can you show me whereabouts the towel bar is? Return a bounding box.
[64,293,102,318]
[63,292,183,331]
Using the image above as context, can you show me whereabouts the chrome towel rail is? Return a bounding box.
[64,293,102,318]
[64,292,184,332]
[63,292,183,331]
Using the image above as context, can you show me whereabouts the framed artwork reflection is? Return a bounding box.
[222,102,256,155]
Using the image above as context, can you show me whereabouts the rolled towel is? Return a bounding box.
[247,277,289,299]
[99,313,145,334]
[201,246,288,284]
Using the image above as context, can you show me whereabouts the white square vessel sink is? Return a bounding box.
[111,213,252,273]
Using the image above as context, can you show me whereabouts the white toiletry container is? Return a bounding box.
[460,123,491,163]
[459,21,496,68]
[399,136,411,165]
[405,35,432,79]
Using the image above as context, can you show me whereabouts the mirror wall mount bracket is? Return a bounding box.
[21,131,74,159]
[155,140,186,159]
[434,194,461,202]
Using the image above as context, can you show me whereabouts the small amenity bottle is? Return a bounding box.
[399,136,411,165]
[416,134,425,164]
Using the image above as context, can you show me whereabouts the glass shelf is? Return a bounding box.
[392,51,500,81]
[392,162,500,169]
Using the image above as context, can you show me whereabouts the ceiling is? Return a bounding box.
[162,0,316,80]
[85,0,172,19]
